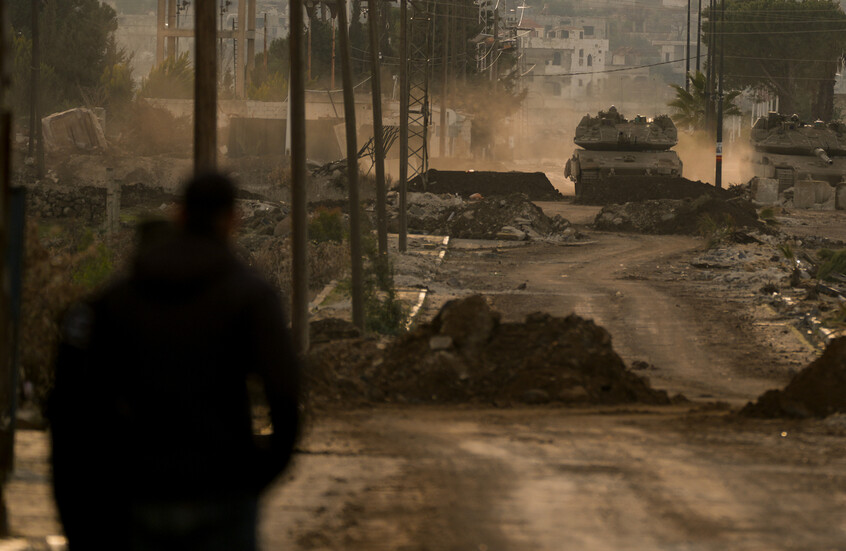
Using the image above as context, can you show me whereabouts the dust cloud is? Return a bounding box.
[676,131,755,187]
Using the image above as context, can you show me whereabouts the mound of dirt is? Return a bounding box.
[576,176,724,205]
[741,337,846,418]
[409,169,563,201]
[593,195,766,235]
[307,295,682,406]
[389,192,575,241]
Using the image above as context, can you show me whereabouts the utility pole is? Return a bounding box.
[0,0,13,535]
[263,13,268,72]
[28,0,43,177]
[491,8,499,86]
[398,0,409,253]
[705,0,715,135]
[194,0,217,172]
[331,17,336,89]
[685,0,691,91]
[368,0,388,255]
[439,1,449,158]
[715,0,725,189]
[290,0,309,352]
[696,0,702,73]
[338,0,365,330]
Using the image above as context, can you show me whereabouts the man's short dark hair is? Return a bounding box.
[182,172,236,235]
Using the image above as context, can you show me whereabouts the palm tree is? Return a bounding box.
[668,71,741,130]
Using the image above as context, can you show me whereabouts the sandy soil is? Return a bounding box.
[5,202,844,551]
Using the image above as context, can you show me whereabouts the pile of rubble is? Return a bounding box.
[388,192,577,241]
[409,169,563,201]
[741,337,846,418]
[307,295,683,407]
[593,195,767,235]
[576,176,724,205]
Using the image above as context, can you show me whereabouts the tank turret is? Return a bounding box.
[565,108,683,199]
[750,112,846,187]
[573,110,678,152]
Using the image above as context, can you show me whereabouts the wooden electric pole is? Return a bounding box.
[368,0,388,255]
[398,0,409,253]
[290,0,310,352]
[705,0,715,135]
[338,0,365,330]
[194,0,217,172]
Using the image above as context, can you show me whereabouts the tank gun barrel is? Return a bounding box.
[813,147,833,165]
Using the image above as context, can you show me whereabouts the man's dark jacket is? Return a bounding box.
[50,230,300,523]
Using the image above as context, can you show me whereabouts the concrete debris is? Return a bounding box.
[593,195,767,235]
[307,295,686,407]
[42,108,108,152]
[387,192,577,242]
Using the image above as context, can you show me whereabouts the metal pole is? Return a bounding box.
[715,0,724,189]
[263,13,268,72]
[439,1,449,158]
[685,0,691,91]
[338,0,365,330]
[398,0,408,253]
[696,0,702,73]
[290,0,310,352]
[367,0,388,255]
[194,0,218,172]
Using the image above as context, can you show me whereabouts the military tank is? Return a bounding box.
[564,107,683,198]
[751,111,846,188]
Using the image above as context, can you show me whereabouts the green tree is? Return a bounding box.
[703,0,846,120]
[668,71,741,129]
[138,52,194,99]
[10,0,126,115]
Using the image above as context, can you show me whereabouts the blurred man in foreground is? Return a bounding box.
[49,172,301,550]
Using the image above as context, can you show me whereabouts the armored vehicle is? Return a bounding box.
[751,111,846,188]
[564,107,683,197]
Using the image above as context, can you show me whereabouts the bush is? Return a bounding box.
[308,207,344,243]
[698,213,736,248]
[817,249,846,281]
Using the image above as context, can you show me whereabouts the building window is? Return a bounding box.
[579,49,584,57]
[665,52,670,62]
[579,31,583,39]
[553,51,562,65]
[578,79,583,86]
[587,54,593,66]
[560,30,569,38]
[583,25,594,36]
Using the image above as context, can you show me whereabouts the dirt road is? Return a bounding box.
[5,203,842,551]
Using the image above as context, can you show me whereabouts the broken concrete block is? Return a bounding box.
[752,177,780,205]
[793,180,835,209]
[41,107,107,152]
[496,225,527,240]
